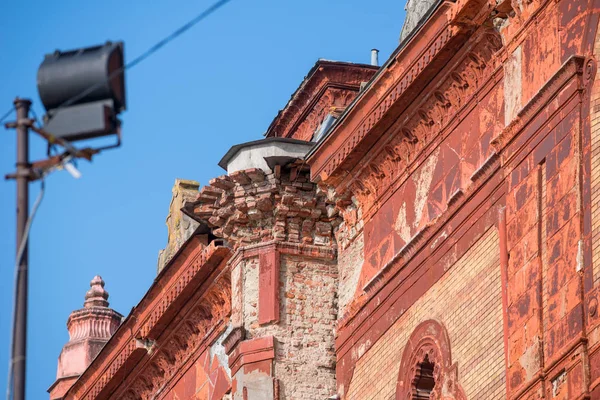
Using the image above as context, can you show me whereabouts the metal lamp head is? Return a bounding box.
[37,41,126,141]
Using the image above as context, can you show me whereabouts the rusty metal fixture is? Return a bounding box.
[590,298,598,317]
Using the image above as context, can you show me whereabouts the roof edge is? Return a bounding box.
[305,0,444,161]
[264,59,379,138]
[218,137,314,171]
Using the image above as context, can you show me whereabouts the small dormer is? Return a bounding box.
[265,60,378,141]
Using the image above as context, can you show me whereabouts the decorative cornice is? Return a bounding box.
[265,61,378,139]
[306,0,507,188]
[320,25,504,258]
[308,2,461,183]
[66,307,122,342]
[227,240,337,269]
[223,326,246,355]
[186,162,341,252]
[118,276,231,400]
[469,152,499,182]
[335,27,503,221]
[139,241,230,340]
[289,86,360,142]
[334,51,594,372]
[228,336,275,376]
[321,20,453,179]
[67,240,232,400]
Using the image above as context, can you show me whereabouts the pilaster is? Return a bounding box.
[188,161,341,399]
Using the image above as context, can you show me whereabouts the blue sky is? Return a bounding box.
[0,0,405,396]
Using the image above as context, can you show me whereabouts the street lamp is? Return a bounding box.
[37,41,126,141]
[5,40,126,400]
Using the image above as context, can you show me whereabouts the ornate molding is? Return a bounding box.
[223,326,246,355]
[186,163,342,251]
[70,241,232,400]
[334,49,595,381]
[118,274,232,400]
[82,340,139,400]
[66,307,122,342]
[338,27,502,220]
[309,8,460,183]
[583,57,597,92]
[265,60,378,139]
[228,336,275,376]
[321,26,503,256]
[140,241,230,339]
[335,57,592,338]
[67,275,122,342]
[291,86,359,141]
[396,320,466,400]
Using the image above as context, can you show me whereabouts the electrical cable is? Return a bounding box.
[29,108,40,126]
[5,177,45,400]
[1,3,234,128]
[53,0,233,112]
[4,2,234,397]
[0,107,15,126]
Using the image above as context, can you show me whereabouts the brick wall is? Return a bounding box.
[157,179,201,273]
[502,67,586,397]
[346,227,504,399]
[587,14,600,372]
[241,254,338,399]
[591,20,600,290]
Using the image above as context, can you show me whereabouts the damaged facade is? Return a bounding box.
[48,0,600,399]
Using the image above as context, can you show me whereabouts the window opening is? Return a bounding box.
[413,355,435,399]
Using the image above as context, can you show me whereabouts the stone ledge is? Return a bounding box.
[229,336,275,376]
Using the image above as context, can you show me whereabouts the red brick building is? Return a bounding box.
[48,0,600,398]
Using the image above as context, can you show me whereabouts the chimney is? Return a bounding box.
[371,49,379,67]
[157,179,201,274]
[48,276,122,400]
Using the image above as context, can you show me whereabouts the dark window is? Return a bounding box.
[413,355,435,399]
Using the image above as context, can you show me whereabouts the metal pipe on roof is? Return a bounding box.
[371,49,379,67]
[305,0,444,160]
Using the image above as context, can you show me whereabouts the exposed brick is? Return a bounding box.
[346,229,504,399]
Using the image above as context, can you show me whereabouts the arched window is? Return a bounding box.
[412,355,435,399]
[396,320,466,400]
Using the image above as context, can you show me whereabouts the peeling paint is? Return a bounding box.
[394,202,412,243]
[504,46,523,126]
[412,148,439,228]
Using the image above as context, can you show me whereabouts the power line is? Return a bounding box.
[4,2,234,399]
[0,107,15,126]
[55,0,233,112]
[2,0,233,129]
[29,108,40,125]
